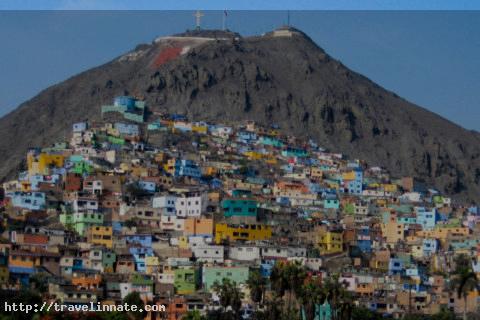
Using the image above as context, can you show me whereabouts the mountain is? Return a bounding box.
[0,27,479,202]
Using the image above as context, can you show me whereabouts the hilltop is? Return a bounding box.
[0,26,479,202]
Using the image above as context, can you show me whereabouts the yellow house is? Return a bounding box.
[308,167,323,179]
[131,166,149,178]
[164,158,176,176]
[268,129,279,136]
[203,166,217,176]
[215,223,272,244]
[416,227,469,241]
[0,265,9,285]
[177,236,189,250]
[87,226,113,248]
[342,171,356,181]
[20,181,31,192]
[192,123,208,134]
[244,151,263,160]
[27,153,65,175]
[145,256,160,274]
[382,221,405,244]
[316,230,343,255]
[381,184,398,193]
[265,156,278,165]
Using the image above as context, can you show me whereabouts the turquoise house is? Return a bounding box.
[202,266,249,291]
[281,147,308,158]
[222,198,257,218]
[324,198,340,210]
[302,301,335,320]
[258,136,284,148]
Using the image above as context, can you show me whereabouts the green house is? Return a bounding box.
[69,155,94,175]
[59,212,103,236]
[222,198,257,218]
[131,274,154,288]
[343,203,355,215]
[102,250,116,271]
[202,266,249,291]
[174,267,199,295]
[108,136,125,145]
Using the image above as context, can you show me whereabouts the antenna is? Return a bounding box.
[193,10,204,30]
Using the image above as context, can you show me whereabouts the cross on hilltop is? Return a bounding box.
[193,10,204,30]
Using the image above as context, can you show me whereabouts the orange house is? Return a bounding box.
[71,273,102,290]
[184,217,214,236]
[356,282,374,296]
[148,296,187,320]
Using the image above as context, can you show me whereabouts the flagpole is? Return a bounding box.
[223,10,227,31]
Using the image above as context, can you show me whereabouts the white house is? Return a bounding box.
[261,246,307,259]
[192,245,224,264]
[175,193,208,217]
[152,195,177,215]
[228,246,261,261]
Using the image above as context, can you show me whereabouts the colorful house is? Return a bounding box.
[174,267,199,295]
[214,223,272,244]
[221,197,258,218]
[87,226,113,248]
[316,230,344,255]
[202,266,249,290]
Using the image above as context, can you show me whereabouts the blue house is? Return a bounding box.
[416,207,437,230]
[114,122,140,136]
[138,180,156,193]
[72,122,87,132]
[124,234,153,248]
[8,191,46,210]
[129,246,154,272]
[388,258,404,275]
[175,160,201,179]
[236,131,257,144]
[260,263,273,278]
[422,239,438,256]
[357,226,372,253]
[347,169,363,195]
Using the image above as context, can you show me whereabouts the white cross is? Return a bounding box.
[193,10,204,30]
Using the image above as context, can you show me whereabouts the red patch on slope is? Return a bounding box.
[153,47,183,68]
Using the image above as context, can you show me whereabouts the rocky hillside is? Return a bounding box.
[1,27,479,202]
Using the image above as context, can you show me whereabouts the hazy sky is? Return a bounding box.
[0,10,479,131]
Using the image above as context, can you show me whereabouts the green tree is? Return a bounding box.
[450,254,479,320]
[29,273,49,294]
[297,278,326,320]
[322,274,352,320]
[351,306,383,320]
[99,311,129,320]
[212,278,244,318]
[182,310,207,320]
[430,307,456,320]
[122,292,145,320]
[247,269,267,307]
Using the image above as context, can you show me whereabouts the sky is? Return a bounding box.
[0,9,479,131]
[1,0,480,10]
